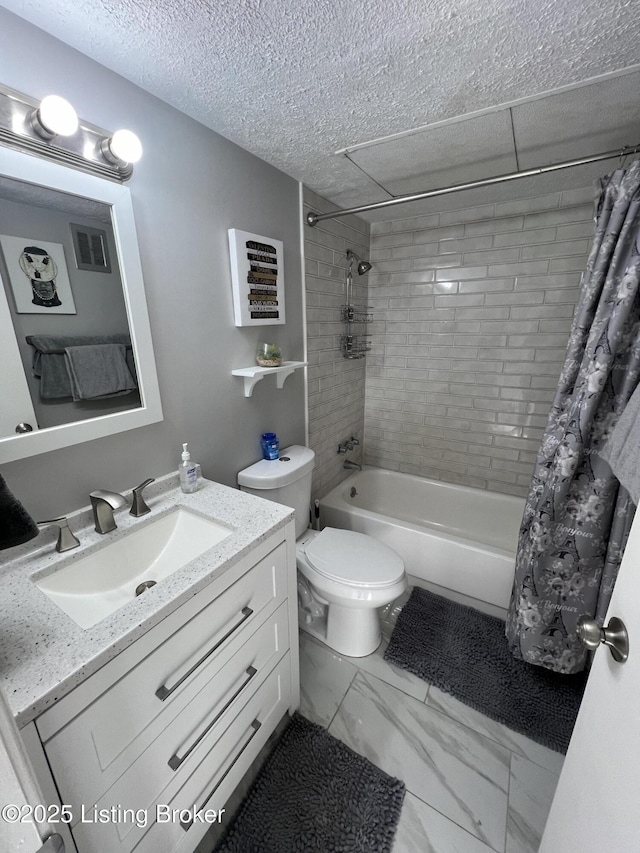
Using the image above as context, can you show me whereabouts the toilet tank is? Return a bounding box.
[237,445,315,538]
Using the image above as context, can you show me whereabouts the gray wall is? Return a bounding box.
[303,188,369,503]
[365,188,593,496]
[0,9,306,521]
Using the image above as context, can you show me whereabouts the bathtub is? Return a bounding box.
[318,467,525,619]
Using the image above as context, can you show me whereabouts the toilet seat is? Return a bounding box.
[304,527,404,588]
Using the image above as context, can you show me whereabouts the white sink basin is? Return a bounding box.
[33,508,232,629]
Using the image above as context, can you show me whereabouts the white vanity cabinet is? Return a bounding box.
[23,522,299,853]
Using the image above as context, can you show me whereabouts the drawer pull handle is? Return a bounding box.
[168,666,258,771]
[181,718,262,831]
[155,606,254,701]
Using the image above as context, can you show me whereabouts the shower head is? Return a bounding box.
[346,249,373,276]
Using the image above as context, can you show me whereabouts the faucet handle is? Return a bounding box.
[37,517,80,553]
[130,478,155,517]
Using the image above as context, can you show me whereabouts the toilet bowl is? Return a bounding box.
[237,445,407,658]
[296,527,406,656]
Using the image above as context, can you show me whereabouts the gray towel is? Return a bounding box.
[64,344,138,401]
[600,382,640,504]
[0,474,38,550]
[27,334,136,399]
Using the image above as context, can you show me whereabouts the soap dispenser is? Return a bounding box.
[179,443,199,493]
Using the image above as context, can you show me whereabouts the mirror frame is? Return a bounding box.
[0,147,163,463]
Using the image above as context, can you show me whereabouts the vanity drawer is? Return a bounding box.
[46,599,290,822]
[39,541,287,787]
[71,653,291,853]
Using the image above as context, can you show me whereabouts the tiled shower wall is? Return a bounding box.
[364,187,595,497]
[303,188,370,502]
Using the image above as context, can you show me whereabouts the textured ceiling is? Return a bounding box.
[1,0,640,218]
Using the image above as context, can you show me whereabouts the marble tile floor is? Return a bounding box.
[299,588,564,853]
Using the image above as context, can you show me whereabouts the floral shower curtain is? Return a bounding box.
[505,160,640,675]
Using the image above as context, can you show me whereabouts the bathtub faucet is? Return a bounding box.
[343,460,362,471]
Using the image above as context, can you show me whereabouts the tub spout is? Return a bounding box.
[343,460,362,471]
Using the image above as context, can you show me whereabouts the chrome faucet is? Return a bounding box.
[343,459,362,471]
[37,517,80,552]
[337,435,360,454]
[90,490,129,534]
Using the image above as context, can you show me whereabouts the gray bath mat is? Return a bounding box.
[384,587,586,753]
[214,713,405,853]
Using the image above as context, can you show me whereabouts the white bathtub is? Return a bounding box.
[319,467,525,619]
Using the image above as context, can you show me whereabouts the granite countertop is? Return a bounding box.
[0,473,293,728]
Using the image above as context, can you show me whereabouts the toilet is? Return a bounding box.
[237,445,406,657]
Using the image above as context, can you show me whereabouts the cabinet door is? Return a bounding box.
[42,545,288,815]
[71,654,291,853]
[48,601,289,820]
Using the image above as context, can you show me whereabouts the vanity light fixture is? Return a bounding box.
[0,82,141,182]
[29,94,79,140]
[100,129,143,165]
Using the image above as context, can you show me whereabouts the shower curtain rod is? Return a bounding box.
[305,143,640,227]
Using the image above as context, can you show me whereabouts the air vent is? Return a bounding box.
[70,223,112,273]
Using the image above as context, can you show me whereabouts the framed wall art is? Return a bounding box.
[0,234,76,314]
[228,229,285,326]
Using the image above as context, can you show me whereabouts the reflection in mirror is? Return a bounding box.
[0,147,162,464]
[0,176,141,431]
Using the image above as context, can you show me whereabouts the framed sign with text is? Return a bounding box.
[228,229,285,327]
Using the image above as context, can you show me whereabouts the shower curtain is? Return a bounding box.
[505,159,640,675]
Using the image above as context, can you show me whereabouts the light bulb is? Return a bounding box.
[104,129,143,164]
[35,95,78,137]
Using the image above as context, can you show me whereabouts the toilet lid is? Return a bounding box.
[305,528,405,588]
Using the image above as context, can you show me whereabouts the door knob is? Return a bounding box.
[15,422,33,433]
[576,615,629,663]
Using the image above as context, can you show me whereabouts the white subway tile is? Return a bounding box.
[560,187,595,207]
[550,256,588,272]
[459,278,516,293]
[435,294,485,308]
[510,303,574,318]
[438,203,496,225]
[556,221,594,240]
[464,216,524,236]
[521,239,589,259]
[436,265,488,281]
[488,260,550,277]
[391,243,444,260]
[391,213,440,232]
[454,306,510,320]
[439,235,493,254]
[493,227,557,247]
[370,221,392,235]
[509,333,568,347]
[524,204,593,229]
[485,291,545,306]
[494,193,561,217]
[372,231,415,248]
[413,224,465,242]
[463,247,521,265]
[543,287,580,304]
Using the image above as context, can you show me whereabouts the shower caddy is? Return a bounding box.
[340,251,372,359]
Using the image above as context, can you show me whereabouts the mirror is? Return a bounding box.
[0,147,162,463]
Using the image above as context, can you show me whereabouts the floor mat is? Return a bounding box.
[214,712,406,853]
[384,587,587,753]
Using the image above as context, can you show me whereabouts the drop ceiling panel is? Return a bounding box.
[512,71,640,169]
[347,110,519,196]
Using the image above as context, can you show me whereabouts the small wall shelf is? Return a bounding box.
[232,361,307,397]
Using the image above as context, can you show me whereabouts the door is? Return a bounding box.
[0,274,37,436]
[539,504,640,851]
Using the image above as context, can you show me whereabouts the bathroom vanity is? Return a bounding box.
[0,475,299,853]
